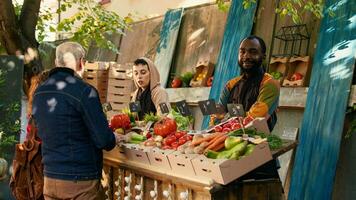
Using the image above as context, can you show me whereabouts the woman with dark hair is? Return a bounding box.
[131,57,170,120]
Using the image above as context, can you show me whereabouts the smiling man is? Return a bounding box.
[218,35,280,132]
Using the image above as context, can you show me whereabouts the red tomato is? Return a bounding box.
[171,142,179,149]
[163,135,176,146]
[110,114,131,130]
[231,123,242,130]
[178,137,187,145]
[180,134,191,141]
[291,72,303,81]
[162,145,172,150]
[223,123,231,129]
[222,127,231,132]
[229,119,239,124]
[153,118,177,137]
[171,77,182,88]
[214,125,223,132]
[187,134,193,140]
[175,131,186,139]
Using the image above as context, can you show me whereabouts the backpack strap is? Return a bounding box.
[26,116,37,141]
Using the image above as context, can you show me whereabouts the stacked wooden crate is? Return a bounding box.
[107,63,134,114]
[83,61,110,103]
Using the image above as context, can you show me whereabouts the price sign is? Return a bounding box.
[102,102,112,113]
[198,99,217,115]
[159,102,170,114]
[176,100,191,116]
[227,103,245,117]
[129,101,141,112]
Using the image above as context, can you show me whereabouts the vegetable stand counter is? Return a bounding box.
[102,140,297,200]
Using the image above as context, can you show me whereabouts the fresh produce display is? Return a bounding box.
[153,117,177,137]
[110,113,131,130]
[161,131,192,150]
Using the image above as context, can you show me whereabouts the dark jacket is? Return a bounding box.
[32,67,115,181]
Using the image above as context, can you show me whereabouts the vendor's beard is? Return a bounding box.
[239,60,263,77]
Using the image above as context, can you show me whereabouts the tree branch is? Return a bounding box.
[0,0,23,55]
[19,0,41,48]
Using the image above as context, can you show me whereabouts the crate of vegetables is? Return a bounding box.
[191,139,272,185]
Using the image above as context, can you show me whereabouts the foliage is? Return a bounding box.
[0,69,20,159]
[11,0,131,52]
[216,0,332,24]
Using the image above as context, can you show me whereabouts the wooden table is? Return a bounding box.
[102,140,297,200]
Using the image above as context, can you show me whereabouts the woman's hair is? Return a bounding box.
[27,70,50,116]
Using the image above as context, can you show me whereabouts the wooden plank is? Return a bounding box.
[288,0,356,199]
[154,8,184,87]
[117,17,163,64]
[170,4,228,82]
[108,78,134,88]
[111,102,129,111]
[202,0,257,129]
[107,93,131,103]
[107,84,133,95]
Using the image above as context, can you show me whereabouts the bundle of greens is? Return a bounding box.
[228,128,283,150]
[168,109,193,130]
[144,112,160,123]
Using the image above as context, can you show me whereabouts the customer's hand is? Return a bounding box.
[114,132,126,144]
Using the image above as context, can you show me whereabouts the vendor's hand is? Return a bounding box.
[209,113,225,127]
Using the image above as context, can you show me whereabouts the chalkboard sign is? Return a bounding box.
[159,102,170,114]
[129,101,141,112]
[102,102,112,113]
[176,100,191,116]
[198,99,217,115]
[227,103,245,117]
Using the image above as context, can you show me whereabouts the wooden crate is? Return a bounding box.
[282,56,311,87]
[269,56,289,85]
[85,61,110,70]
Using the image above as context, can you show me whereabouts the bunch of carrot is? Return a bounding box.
[191,132,227,152]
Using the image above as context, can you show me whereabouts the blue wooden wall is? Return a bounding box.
[288,0,356,199]
[201,0,257,129]
[155,8,184,88]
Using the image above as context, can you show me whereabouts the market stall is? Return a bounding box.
[101,111,297,200]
